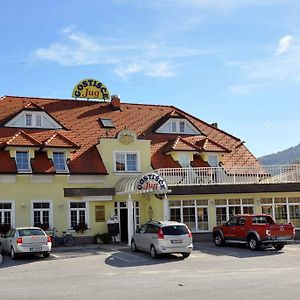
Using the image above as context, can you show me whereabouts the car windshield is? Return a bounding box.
[162,225,188,235]
[18,229,45,236]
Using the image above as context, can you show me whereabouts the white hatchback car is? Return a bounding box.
[131,220,193,258]
[0,227,52,259]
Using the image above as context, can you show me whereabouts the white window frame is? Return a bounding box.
[24,113,43,128]
[178,153,191,168]
[0,200,15,227]
[31,200,53,229]
[215,198,255,225]
[52,151,68,173]
[113,151,140,173]
[15,150,31,173]
[68,201,89,231]
[169,199,209,232]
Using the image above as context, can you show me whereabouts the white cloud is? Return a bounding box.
[33,27,202,78]
[277,35,293,54]
[228,83,268,95]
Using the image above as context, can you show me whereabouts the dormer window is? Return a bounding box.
[15,151,31,172]
[156,118,201,135]
[53,152,67,172]
[24,113,43,128]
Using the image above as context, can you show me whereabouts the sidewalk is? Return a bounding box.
[51,242,129,253]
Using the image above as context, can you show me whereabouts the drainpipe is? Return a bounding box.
[127,193,134,246]
[163,194,170,221]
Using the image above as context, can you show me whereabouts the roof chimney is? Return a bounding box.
[211,122,218,128]
[111,94,121,111]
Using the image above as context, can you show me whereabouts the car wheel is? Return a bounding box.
[182,252,190,258]
[213,233,224,246]
[248,236,259,251]
[11,247,17,260]
[150,245,157,259]
[43,253,50,258]
[131,240,137,252]
[274,243,284,251]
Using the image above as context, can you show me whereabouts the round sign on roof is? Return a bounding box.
[72,79,110,100]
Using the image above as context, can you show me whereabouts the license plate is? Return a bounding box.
[171,240,183,244]
[30,247,42,251]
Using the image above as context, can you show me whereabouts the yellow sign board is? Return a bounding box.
[72,79,110,100]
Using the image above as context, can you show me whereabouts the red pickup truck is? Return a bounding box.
[212,214,295,250]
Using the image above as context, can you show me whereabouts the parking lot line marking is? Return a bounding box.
[121,252,150,261]
[50,254,60,258]
[111,254,132,263]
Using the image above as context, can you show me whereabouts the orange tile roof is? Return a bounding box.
[0,95,263,174]
[5,130,41,147]
[43,132,80,149]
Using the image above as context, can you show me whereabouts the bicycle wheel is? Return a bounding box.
[63,235,74,247]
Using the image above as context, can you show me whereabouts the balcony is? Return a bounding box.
[155,165,300,186]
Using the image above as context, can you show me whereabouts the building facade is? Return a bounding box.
[0,95,300,244]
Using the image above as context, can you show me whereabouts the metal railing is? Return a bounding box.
[155,165,300,186]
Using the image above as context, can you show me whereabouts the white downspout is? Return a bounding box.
[127,193,134,246]
[163,194,170,221]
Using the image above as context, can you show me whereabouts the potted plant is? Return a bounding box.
[73,221,88,233]
[99,233,111,244]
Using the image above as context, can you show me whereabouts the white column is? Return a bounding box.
[127,193,134,246]
[163,194,170,221]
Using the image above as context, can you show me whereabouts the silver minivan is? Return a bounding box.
[131,221,193,258]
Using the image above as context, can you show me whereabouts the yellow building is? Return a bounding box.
[0,94,299,244]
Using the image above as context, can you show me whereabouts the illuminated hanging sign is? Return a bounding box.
[72,79,110,100]
[136,173,168,194]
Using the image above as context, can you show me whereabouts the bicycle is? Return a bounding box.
[47,228,74,247]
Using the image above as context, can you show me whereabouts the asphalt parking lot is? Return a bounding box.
[1,242,300,299]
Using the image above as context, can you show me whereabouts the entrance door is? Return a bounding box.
[120,209,128,243]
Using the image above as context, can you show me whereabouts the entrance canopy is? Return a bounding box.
[115,172,170,195]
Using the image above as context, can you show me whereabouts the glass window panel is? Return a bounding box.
[289,205,300,228]
[274,198,286,204]
[70,202,86,209]
[216,207,227,225]
[170,208,181,222]
[171,122,177,132]
[36,115,42,127]
[179,121,185,133]
[16,151,29,171]
[288,197,300,203]
[53,152,66,171]
[242,206,254,214]
[229,206,241,217]
[25,114,32,126]
[42,211,49,227]
[126,154,137,171]
[197,207,208,230]
[261,198,272,204]
[242,198,254,205]
[182,200,195,206]
[262,205,273,215]
[274,204,287,223]
[196,199,208,206]
[116,153,126,171]
[4,212,11,224]
[228,199,241,205]
[215,199,227,206]
[183,207,196,231]
[79,210,85,223]
[71,211,77,228]
[34,211,41,226]
[169,201,180,207]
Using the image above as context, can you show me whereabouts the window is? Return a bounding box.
[15,151,30,172]
[25,114,32,126]
[99,118,115,128]
[179,121,185,133]
[36,115,42,127]
[178,153,190,168]
[208,154,218,167]
[70,202,87,229]
[32,202,51,229]
[115,152,138,172]
[215,198,254,225]
[261,197,300,228]
[53,152,67,172]
[169,199,209,232]
[0,203,12,226]
[95,205,105,222]
[171,122,177,132]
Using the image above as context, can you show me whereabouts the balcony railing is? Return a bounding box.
[155,165,300,186]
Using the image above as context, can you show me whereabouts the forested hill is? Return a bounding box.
[258,143,300,165]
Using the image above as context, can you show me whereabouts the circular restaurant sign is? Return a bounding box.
[136,172,168,194]
[72,79,110,100]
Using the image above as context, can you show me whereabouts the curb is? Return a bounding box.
[0,254,3,265]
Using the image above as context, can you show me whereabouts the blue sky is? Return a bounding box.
[1,0,300,157]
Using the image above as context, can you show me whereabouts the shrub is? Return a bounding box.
[100,233,111,244]
[73,222,88,233]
